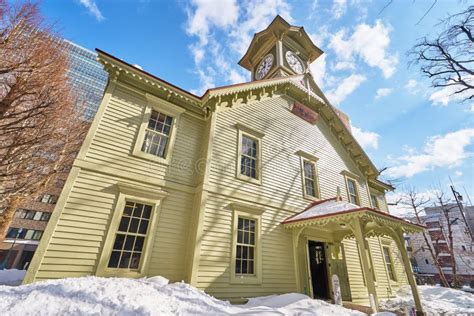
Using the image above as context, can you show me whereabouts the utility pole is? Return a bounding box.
[449,177,473,244]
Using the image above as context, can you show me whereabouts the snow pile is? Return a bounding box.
[0,269,26,286]
[0,276,366,315]
[380,285,474,316]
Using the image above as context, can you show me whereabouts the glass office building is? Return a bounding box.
[63,40,108,120]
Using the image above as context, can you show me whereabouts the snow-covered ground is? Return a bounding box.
[380,285,474,316]
[0,276,365,315]
[0,269,26,286]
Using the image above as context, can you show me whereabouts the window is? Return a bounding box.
[235,217,256,275]
[132,93,184,163]
[462,245,467,251]
[346,178,360,205]
[230,204,263,284]
[370,194,379,209]
[235,124,264,184]
[96,183,166,277]
[240,135,258,179]
[383,246,397,281]
[107,201,153,270]
[40,194,57,204]
[425,259,429,264]
[15,209,28,219]
[6,228,19,238]
[40,212,51,221]
[141,110,173,158]
[298,153,320,199]
[31,230,43,241]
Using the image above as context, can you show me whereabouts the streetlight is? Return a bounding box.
[0,228,23,270]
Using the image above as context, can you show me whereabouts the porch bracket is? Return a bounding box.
[292,227,305,293]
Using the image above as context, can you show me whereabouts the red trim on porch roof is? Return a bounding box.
[282,205,426,229]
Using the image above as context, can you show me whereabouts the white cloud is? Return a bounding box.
[386,128,474,178]
[375,87,393,99]
[351,125,380,150]
[404,79,420,95]
[333,61,356,71]
[186,0,239,46]
[328,20,398,78]
[429,76,474,106]
[229,0,293,56]
[185,0,293,94]
[331,0,347,19]
[78,0,104,21]
[455,170,463,177]
[310,55,327,88]
[326,74,366,105]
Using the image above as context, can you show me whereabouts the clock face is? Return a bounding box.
[255,54,274,80]
[285,51,304,74]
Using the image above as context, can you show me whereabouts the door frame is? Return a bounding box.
[305,238,332,300]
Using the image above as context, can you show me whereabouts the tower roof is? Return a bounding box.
[238,15,323,71]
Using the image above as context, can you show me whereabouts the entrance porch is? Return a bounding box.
[282,197,425,315]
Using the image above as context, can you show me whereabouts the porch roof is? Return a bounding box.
[282,198,425,235]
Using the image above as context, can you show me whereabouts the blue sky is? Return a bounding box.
[41,0,474,213]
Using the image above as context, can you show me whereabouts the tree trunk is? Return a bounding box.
[421,231,450,287]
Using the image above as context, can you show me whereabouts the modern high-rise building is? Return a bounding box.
[63,40,108,120]
[0,40,107,272]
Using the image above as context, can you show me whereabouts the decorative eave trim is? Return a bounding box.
[369,178,395,192]
[97,50,202,108]
[282,207,425,233]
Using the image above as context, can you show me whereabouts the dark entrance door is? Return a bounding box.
[308,240,329,299]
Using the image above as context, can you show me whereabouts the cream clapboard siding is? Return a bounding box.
[198,95,404,302]
[197,192,296,299]
[30,80,204,283]
[84,84,204,187]
[208,95,371,210]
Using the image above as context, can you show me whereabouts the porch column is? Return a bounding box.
[391,229,424,316]
[292,230,301,293]
[351,217,379,313]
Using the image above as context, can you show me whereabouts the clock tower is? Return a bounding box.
[238,16,323,81]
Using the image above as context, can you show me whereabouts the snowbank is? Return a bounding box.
[0,269,26,286]
[380,285,474,316]
[0,276,366,315]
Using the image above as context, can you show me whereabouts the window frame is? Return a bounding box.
[230,203,264,284]
[235,124,264,185]
[132,93,185,165]
[96,183,168,278]
[382,246,397,282]
[343,173,361,206]
[370,194,379,209]
[296,151,320,200]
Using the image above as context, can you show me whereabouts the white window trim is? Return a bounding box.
[229,203,264,284]
[132,93,185,164]
[381,239,399,283]
[342,173,361,206]
[296,151,320,200]
[96,182,168,278]
[235,123,264,185]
